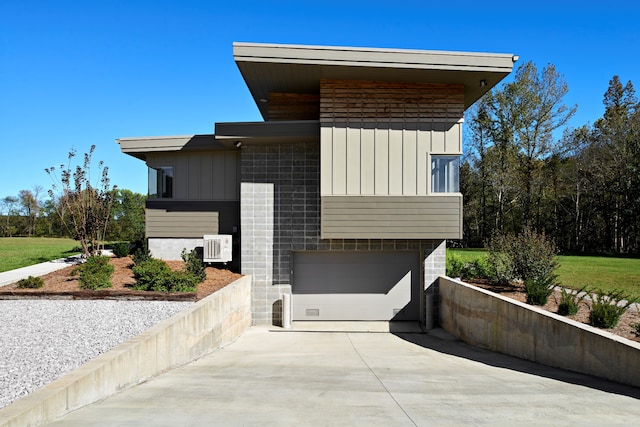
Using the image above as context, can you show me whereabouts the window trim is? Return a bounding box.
[148,166,174,199]
[430,155,460,194]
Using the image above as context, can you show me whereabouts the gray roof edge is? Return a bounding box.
[233,41,515,59]
[233,42,516,69]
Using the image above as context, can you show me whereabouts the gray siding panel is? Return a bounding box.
[321,195,462,239]
[147,151,240,201]
[146,209,219,238]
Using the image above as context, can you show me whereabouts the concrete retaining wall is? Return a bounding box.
[439,276,640,388]
[0,275,252,427]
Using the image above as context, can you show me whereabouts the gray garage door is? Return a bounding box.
[292,251,420,321]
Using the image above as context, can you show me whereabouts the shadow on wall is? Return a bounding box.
[395,331,640,401]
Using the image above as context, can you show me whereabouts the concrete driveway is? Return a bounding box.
[49,326,640,426]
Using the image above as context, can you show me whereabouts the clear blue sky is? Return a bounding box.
[1,0,639,199]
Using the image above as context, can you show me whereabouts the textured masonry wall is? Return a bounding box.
[240,142,446,325]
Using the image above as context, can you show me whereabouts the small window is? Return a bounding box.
[148,166,173,198]
[431,156,459,193]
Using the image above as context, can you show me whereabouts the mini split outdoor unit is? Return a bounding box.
[203,235,232,263]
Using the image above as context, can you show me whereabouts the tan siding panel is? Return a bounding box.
[416,127,429,195]
[431,123,445,153]
[360,123,375,195]
[332,126,347,195]
[374,127,389,195]
[346,127,361,195]
[321,195,462,239]
[403,125,417,195]
[388,126,403,195]
[320,126,333,195]
[445,122,462,154]
[146,209,219,238]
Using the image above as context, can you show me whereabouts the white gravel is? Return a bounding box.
[0,299,192,409]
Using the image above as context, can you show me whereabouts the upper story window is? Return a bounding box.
[431,156,459,193]
[148,166,173,198]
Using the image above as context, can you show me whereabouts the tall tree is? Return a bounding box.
[18,186,43,237]
[107,189,146,242]
[592,76,639,252]
[503,61,576,226]
[0,196,19,237]
[46,146,117,256]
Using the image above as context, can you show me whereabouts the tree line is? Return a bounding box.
[0,147,145,245]
[462,61,639,255]
[0,187,145,242]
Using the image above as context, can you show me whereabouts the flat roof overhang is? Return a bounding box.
[234,42,517,120]
[117,134,229,160]
[215,120,320,145]
[117,121,320,159]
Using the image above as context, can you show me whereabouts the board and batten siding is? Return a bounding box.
[318,79,464,239]
[146,151,240,201]
[319,79,464,196]
[146,209,219,238]
[321,195,462,239]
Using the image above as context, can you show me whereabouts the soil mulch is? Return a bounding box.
[0,256,243,302]
[465,278,640,343]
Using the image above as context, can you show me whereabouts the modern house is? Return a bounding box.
[118,42,516,326]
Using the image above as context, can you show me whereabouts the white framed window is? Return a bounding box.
[431,156,459,193]
[148,166,173,198]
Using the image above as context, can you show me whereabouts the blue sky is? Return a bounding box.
[1,0,639,199]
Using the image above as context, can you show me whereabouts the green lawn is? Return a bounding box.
[0,237,80,272]
[448,248,640,300]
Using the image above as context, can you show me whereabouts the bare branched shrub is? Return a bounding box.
[45,145,116,257]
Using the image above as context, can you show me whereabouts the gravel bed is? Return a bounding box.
[0,300,193,409]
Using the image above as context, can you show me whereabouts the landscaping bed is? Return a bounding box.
[0,256,242,301]
[466,278,640,343]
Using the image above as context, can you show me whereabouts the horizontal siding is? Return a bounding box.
[268,93,319,120]
[320,79,464,121]
[146,209,219,238]
[321,195,462,239]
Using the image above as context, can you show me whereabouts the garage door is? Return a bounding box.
[292,251,420,321]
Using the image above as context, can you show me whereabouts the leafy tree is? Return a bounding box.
[591,76,639,252]
[107,189,146,242]
[45,145,116,256]
[0,196,19,237]
[18,186,43,237]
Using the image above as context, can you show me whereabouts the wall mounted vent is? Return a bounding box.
[203,235,232,263]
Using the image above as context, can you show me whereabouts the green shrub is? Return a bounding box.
[446,253,464,278]
[631,323,640,337]
[557,286,589,316]
[132,242,151,265]
[79,255,114,290]
[17,275,44,289]
[112,242,130,258]
[465,258,490,280]
[132,257,200,293]
[486,228,558,287]
[181,248,206,283]
[511,228,558,284]
[486,233,515,285]
[588,290,637,328]
[166,270,199,293]
[132,258,172,291]
[524,273,556,305]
